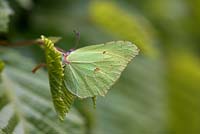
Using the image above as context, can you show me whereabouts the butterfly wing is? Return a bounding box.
[64,41,139,98]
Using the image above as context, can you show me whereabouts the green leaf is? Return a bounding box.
[41,36,76,120]
[15,0,33,10]
[47,37,62,44]
[0,0,13,32]
[0,48,86,134]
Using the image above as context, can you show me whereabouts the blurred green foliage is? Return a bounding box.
[89,1,157,57]
[0,60,4,73]
[0,0,200,134]
[0,0,13,32]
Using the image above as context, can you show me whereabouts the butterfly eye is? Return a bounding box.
[61,53,66,62]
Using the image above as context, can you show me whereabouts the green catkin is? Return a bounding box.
[41,36,75,120]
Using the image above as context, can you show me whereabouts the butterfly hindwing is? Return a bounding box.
[64,41,139,98]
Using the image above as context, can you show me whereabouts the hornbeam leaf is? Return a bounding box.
[0,48,86,133]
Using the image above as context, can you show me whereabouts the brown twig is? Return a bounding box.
[0,39,43,47]
[32,63,47,74]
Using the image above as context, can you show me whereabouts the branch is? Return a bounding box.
[0,39,43,47]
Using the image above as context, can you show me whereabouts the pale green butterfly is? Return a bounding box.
[62,41,139,98]
[40,36,139,119]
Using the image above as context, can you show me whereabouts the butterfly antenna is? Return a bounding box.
[73,30,80,49]
[55,47,66,53]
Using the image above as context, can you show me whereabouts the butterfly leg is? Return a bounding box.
[32,63,46,73]
[92,96,97,109]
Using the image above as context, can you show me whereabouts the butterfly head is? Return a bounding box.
[61,48,75,64]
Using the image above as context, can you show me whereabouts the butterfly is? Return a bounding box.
[40,36,139,120]
[62,40,139,98]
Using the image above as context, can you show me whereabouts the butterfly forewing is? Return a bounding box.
[64,41,139,98]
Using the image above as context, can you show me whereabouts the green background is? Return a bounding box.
[0,0,200,134]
